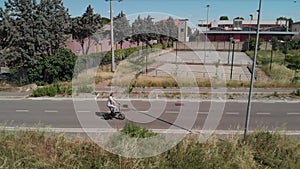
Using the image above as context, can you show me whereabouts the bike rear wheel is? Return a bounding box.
[117,113,125,120]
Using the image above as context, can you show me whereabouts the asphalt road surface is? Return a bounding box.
[0,99,299,132]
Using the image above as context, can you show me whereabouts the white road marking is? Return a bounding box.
[139,111,148,113]
[77,111,91,113]
[198,112,208,115]
[44,110,58,113]
[225,112,239,115]
[256,112,271,115]
[16,110,29,113]
[287,112,300,115]
[165,111,179,114]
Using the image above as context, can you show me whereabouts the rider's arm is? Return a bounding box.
[112,97,120,105]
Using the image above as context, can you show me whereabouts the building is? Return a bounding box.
[198,18,298,42]
[178,19,189,42]
[292,21,300,38]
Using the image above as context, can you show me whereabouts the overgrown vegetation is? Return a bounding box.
[0,125,299,168]
[9,48,77,86]
[31,83,72,97]
[246,48,300,86]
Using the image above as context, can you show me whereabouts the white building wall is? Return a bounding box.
[292,23,300,37]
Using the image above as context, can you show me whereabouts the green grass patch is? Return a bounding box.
[246,50,300,87]
[31,83,72,97]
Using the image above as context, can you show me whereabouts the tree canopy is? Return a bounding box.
[219,16,229,20]
[113,11,131,49]
[70,5,102,55]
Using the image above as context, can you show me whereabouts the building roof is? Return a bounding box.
[203,31,299,35]
[199,19,288,26]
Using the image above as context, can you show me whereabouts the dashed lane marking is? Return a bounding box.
[287,112,300,115]
[77,111,91,113]
[44,110,58,113]
[16,110,29,113]
[165,111,179,114]
[225,112,240,115]
[198,112,208,115]
[256,112,271,115]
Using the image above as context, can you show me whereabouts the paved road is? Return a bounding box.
[0,99,299,132]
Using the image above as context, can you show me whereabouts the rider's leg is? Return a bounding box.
[108,105,117,114]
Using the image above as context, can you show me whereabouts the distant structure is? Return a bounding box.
[292,21,300,38]
[178,19,189,42]
[198,16,298,42]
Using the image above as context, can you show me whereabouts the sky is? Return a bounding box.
[1,0,300,26]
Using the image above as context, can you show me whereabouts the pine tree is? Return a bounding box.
[114,11,131,49]
[71,5,102,55]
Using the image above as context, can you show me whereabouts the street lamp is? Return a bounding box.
[230,40,236,80]
[244,0,262,140]
[228,36,233,64]
[106,0,122,72]
[204,4,210,64]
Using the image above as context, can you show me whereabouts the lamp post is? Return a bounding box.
[230,40,235,80]
[248,14,253,51]
[204,4,210,64]
[244,0,262,140]
[106,0,122,72]
[228,36,233,65]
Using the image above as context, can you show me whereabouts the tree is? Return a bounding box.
[249,37,262,51]
[1,0,71,85]
[269,37,279,71]
[113,11,131,49]
[71,5,102,55]
[220,16,229,20]
[189,29,201,42]
[286,55,300,80]
[1,0,41,85]
[101,17,110,25]
[234,17,244,20]
[165,16,178,46]
[0,7,14,58]
[156,20,169,43]
[276,16,293,31]
[281,36,291,65]
[131,15,148,46]
[26,48,77,84]
[38,0,71,55]
[155,16,178,46]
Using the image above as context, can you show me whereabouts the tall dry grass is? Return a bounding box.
[0,125,299,168]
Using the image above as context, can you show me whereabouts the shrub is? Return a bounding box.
[46,86,57,97]
[273,91,279,97]
[291,89,300,96]
[121,122,157,138]
[31,84,72,97]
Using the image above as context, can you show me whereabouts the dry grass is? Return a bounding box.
[1,127,299,168]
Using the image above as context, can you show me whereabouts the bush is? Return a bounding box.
[121,122,157,138]
[10,48,77,86]
[31,84,72,97]
[291,89,300,96]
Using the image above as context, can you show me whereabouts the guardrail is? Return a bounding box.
[150,69,250,81]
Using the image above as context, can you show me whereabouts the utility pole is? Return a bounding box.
[230,41,235,80]
[244,0,262,140]
[204,4,210,64]
[106,0,122,72]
